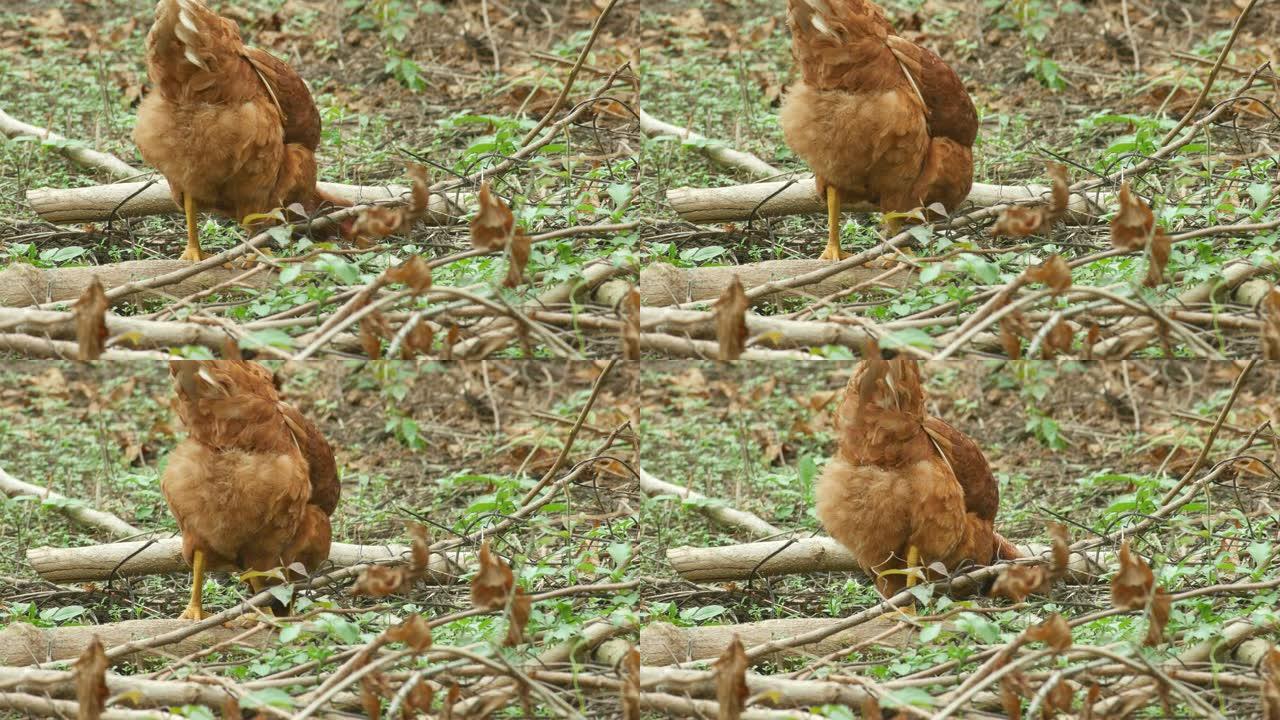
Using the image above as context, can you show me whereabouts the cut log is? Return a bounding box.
[639,469,785,538]
[0,307,240,351]
[638,617,908,666]
[25,180,460,225]
[0,619,270,667]
[26,538,464,584]
[639,109,784,178]
[641,306,875,350]
[0,260,273,308]
[640,259,912,307]
[666,179,1102,224]
[0,466,148,538]
[666,537,1103,585]
[0,108,140,180]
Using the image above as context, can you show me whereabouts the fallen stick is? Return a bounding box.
[641,306,875,351]
[639,109,784,179]
[0,107,140,180]
[666,178,1102,224]
[0,259,274,308]
[639,259,912,307]
[0,333,166,360]
[0,307,240,352]
[25,180,457,225]
[666,537,1103,584]
[638,332,811,360]
[0,619,271,667]
[0,466,149,539]
[639,469,786,538]
[0,692,179,720]
[0,665,232,707]
[638,617,908,666]
[26,537,465,584]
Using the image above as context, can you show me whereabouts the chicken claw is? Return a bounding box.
[178,604,207,621]
[178,245,208,262]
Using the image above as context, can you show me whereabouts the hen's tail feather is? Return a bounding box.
[150,0,234,72]
[993,531,1022,561]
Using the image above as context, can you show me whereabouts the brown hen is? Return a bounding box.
[134,0,346,261]
[816,351,1018,600]
[780,0,977,260]
[163,361,339,620]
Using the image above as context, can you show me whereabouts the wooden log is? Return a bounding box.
[640,259,912,307]
[638,617,908,666]
[0,666,231,707]
[666,537,1103,584]
[0,307,238,352]
[0,467,148,539]
[26,538,465,584]
[639,469,785,538]
[0,260,273,308]
[0,692,179,720]
[639,109,783,178]
[0,108,140,180]
[0,333,165,359]
[25,180,459,225]
[0,619,270,667]
[666,179,1102,224]
[640,306,875,350]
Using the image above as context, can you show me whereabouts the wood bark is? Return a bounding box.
[639,109,784,178]
[640,306,875,350]
[640,259,912,307]
[0,467,150,539]
[0,260,273,308]
[666,537,1103,585]
[638,332,810,359]
[0,108,140,180]
[0,619,270,667]
[25,180,459,225]
[0,307,241,351]
[639,469,785,538]
[0,666,232,707]
[638,617,908,666]
[666,178,1102,224]
[26,537,465,584]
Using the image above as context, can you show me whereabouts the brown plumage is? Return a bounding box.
[163,360,339,620]
[780,0,977,260]
[133,0,346,261]
[816,353,1018,598]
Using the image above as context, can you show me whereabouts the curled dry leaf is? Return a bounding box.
[221,696,242,720]
[714,276,748,361]
[991,564,1049,603]
[1262,287,1280,360]
[1024,613,1072,653]
[622,646,641,720]
[403,682,434,720]
[1144,589,1171,646]
[1047,523,1070,580]
[470,182,515,252]
[1143,230,1171,288]
[1110,540,1154,610]
[385,255,433,295]
[360,672,391,720]
[74,637,108,720]
[1262,646,1280,720]
[401,322,435,360]
[714,635,749,720]
[503,231,531,288]
[1040,322,1074,360]
[504,589,532,647]
[73,277,108,361]
[386,614,433,652]
[470,540,515,611]
[1000,668,1029,720]
[351,523,431,597]
[1025,255,1072,295]
[622,286,641,360]
[860,697,884,720]
[1046,162,1069,216]
[998,310,1031,360]
[1111,182,1155,252]
[1045,679,1073,717]
[351,164,431,248]
[359,311,392,360]
[991,205,1046,238]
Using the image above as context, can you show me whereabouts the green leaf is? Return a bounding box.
[39,605,86,623]
[919,623,943,643]
[241,329,296,350]
[279,264,302,285]
[278,624,303,644]
[879,328,936,351]
[880,687,935,709]
[241,688,295,710]
[679,605,726,623]
[607,183,633,209]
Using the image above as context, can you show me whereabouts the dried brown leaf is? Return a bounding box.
[1024,613,1072,653]
[1110,540,1154,611]
[1143,588,1171,646]
[504,589,532,647]
[1044,678,1073,718]
[622,286,640,360]
[351,164,431,248]
[75,637,108,720]
[991,565,1049,602]
[407,522,430,575]
[714,636,748,720]
[402,681,433,720]
[1048,523,1070,580]
[221,696,242,720]
[999,310,1030,360]
[1025,255,1072,295]
[1263,287,1280,360]
[386,614,433,652]
[400,322,435,360]
[443,683,461,720]
[351,565,409,597]
[1111,182,1154,252]
[359,311,391,359]
[385,255,433,295]
[1143,229,1171,287]
[73,278,108,361]
[714,276,748,361]
[470,182,515,252]
[360,672,390,720]
[622,646,641,720]
[1263,646,1280,720]
[1000,670,1027,720]
[503,231,531,288]
[992,205,1047,238]
[861,697,884,720]
[470,541,514,611]
[1040,322,1074,360]
[1046,162,1070,217]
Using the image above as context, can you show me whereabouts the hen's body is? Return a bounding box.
[134,0,339,260]
[780,0,977,259]
[163,361,339,619]
[816,355,1017,598]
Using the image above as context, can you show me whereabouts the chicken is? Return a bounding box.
[816,350,1019,600]
[134,0,346,261]
[162,360,339,621]
[780,0,977,260]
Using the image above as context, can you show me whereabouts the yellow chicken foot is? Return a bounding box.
[903,544,921,615]
[179,550,207,621]
[226,576,278,628]
[819,185,849,261]
[180,193,206,262]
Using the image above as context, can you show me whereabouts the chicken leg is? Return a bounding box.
[181,193,206,262]
[179,550,207,620]
[903,544,921,615]
[820,185,850,261]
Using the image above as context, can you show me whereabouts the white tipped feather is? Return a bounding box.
[805,0,832,16]
[810,14,836,37]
